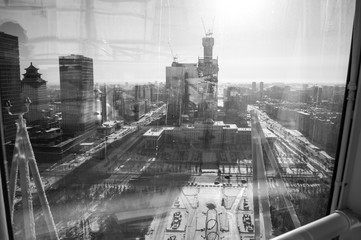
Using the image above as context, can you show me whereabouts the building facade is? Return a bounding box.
[0,32,22,143]
[260,82,264,99]
[59,54,96,136]
[143,121,251,151]
[166,62,198,125]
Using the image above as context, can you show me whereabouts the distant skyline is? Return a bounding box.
[0,0,355,85]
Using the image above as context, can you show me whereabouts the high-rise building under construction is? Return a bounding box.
[166,34,219,125]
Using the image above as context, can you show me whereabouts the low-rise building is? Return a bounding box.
[143,128,164,150]
[143,119,252,150]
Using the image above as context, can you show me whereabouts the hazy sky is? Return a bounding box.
[0,0,355,85]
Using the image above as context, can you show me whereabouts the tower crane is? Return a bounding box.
[168,41,178,63]
[201,17,215,37]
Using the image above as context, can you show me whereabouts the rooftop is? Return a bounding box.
[222,124,238,129]
[263,128,277,139]
[144,128,164,137]
[238,127,252,132]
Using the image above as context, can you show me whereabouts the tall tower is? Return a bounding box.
[135,85,140,101]
[197,34,219,120]
[252,82,257,92]
[0,32,22,143]
[22,63,48,124]
[59,54,96,136]
[165,34,219,124]
[166,63,198,125]
[202,36,214,61]
[101,83,107,123]
[260,82,264,99]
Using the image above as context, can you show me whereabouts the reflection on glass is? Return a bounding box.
[0,0,355,239]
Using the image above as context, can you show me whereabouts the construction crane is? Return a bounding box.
[168,41,178,63]
[201,17,215,37]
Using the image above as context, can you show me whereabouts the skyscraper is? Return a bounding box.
[197,34,219,119]
[260,82,264,99]
[21,63,48,124]
[59,54,96,136]
[0,32,22,143]
[100,84,107,123]
[166,62,197,125]
[252,82,257,92]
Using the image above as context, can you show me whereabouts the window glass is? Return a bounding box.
[0,0,355,239]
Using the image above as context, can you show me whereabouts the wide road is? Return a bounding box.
[250,105,329,178]
[14,106,169,239]
[251,120,261,240]
[250,109,301,230]
[251,112,272,240]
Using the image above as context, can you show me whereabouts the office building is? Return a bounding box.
[0,32,22,143]
[59,54,96,136]
[260,82,264,99]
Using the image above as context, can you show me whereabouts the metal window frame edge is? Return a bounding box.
[272,210,361,240]
[0,102,14,240]
[330,0,361,213]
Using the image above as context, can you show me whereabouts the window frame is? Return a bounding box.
[0,1,360,239]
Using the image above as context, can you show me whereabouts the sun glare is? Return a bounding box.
[214,0,268,26]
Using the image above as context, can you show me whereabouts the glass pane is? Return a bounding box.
[0,0,355,239]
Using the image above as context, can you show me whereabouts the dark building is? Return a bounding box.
[59,54,96,137]
[0,32,22,143]
[112,87,124,119]
[21,63,48,124]
[134,84,141,101]
[150,84,157,102]
[134,100,146,121]
[101,84,107,123]
[260,82,264,99]
[144,85,151,102]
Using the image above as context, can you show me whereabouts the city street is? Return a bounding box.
[250,109,301,235]
[10,104,332,239]
[18,133,256,239]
